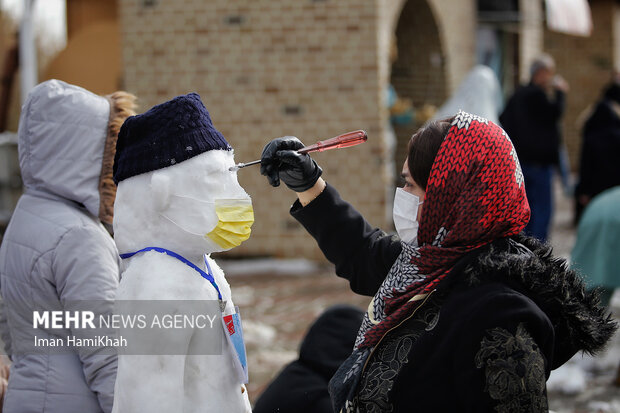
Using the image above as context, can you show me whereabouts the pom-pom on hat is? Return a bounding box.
[113,92,231,184]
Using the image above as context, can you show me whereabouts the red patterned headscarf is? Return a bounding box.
[356,111,530,349]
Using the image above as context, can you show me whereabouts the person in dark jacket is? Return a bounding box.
[500,54,568,242]
[574,81,620,224]
[253,305,364,413]
[260,111,616,412]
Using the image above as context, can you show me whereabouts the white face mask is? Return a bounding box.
[393,187,424,246]
[159,194,254,252]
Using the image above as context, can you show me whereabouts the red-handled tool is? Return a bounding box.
[229,130,368,171]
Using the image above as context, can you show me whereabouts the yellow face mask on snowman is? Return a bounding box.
[159,195,254,251]
[206,199,254,249]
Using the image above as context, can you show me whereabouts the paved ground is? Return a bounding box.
[222,177,620,411]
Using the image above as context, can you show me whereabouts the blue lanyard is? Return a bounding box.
[120,247,222,302]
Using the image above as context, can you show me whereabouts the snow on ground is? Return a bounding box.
[242,319,277,346]
[217,258,322,277]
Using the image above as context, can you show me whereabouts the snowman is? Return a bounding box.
[111,93,253,412]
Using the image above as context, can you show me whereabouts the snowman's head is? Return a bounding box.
[113,93,253,258]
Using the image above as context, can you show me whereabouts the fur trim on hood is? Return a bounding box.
[462,235,617,369]
[98,91,137,228]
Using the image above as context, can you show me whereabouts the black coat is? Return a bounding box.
[499,83,565,166]
[253,305,364,413]
[291,184,615,412]
[575,99,620,206]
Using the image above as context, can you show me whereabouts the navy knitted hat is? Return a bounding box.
[113,92,231,184]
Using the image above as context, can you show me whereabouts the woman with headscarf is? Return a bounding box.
[260,111,616,412]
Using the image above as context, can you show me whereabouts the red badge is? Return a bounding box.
[223,314,235,335]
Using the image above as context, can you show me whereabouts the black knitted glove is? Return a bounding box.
[260,136,323,192]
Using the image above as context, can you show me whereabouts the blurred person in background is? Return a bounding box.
[253,305,364,413]
[571,186,620,386]
[259,111,615,412]
[574,79,620,225]
[0,79,136,413]
[433,64,503,124]
[500,54,569,242]
[571,186,620,308]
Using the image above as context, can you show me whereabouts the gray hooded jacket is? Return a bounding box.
[0,80,119,412]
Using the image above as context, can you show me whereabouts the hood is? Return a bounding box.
[298,305,364,379]
[463,235,617,369]
[18,79,110,217]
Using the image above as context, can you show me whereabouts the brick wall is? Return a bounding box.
[520,0,543,83]
[66,0,118,37]
[380,0,476,95]
[381,0,475,198]
[544,0,617,170]
[391,0,447,108]
[119,0,385,259]
[389,0,448,196]
[430,0,476,93]
[118,0,478,258]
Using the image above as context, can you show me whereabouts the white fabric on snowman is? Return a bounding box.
[112,149,252,413]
